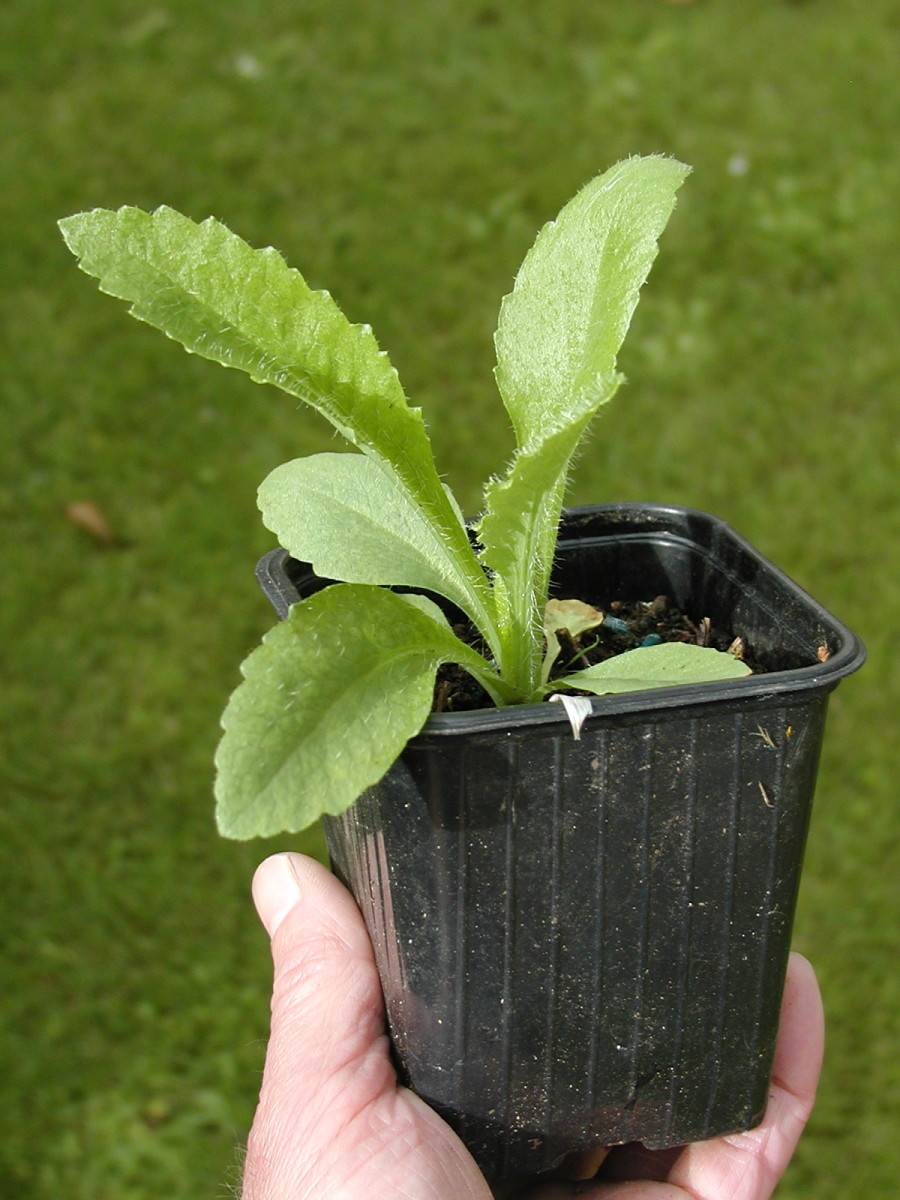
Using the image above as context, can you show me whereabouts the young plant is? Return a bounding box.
[60,155,749,838]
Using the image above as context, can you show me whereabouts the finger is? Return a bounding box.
[243,853,395,1198]
[550,955,824,1200]
[252,851,391,1098]
[514,1176,681,1199]
[592,1143,684,1185]
[664,952,824,1200]
[769,953,825,1110]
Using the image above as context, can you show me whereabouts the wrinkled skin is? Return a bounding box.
[242,853,823,1200]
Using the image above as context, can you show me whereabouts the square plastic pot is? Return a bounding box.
[255,503,865,1181]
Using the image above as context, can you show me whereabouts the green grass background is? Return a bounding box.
[1,1,896,1196]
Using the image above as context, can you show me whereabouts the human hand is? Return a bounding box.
[241,852,824,1200]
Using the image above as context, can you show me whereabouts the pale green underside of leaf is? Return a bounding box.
[58,206,492,625]
[258,452,480,625]
[214,584,496,838]
[554,643,752,697]
[494,155,691,448]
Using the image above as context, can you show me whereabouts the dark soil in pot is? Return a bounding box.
[434,590,765,714]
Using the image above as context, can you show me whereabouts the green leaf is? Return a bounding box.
[58,206,496,649]
[258,452,482,626]
[494,156,691,447]
[214,583,502,838]
[477,397,620,693]
[480,156,690,695]
[59,207,417,461]
[476,417,592,694]
[554,643,752,697]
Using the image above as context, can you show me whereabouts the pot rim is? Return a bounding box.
[256,501,866,738]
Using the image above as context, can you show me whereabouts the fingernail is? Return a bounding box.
[252,853,303,937]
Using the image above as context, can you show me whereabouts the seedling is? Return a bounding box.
[60,156,749,837]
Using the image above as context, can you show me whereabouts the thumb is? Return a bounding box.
[243,853,394,1198]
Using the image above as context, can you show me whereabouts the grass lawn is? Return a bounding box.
[1,1,897,1196]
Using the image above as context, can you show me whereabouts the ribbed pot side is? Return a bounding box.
[324,689,826,1178]
[257,503,865,1181]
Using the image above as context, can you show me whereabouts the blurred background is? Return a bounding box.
[1,1,896,1196]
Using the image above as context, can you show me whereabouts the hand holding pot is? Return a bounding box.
[242,852,824,1200]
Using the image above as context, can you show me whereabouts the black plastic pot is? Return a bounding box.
[256,503,865,1181]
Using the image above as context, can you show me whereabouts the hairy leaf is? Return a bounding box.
[494,156,691,447]
[477,401,614,692]
[215,584,499,838]
[477,427,580,693]
[59,206,495,642]
[481,157,689,694]
[60,207,418,462]
[555,642,751,697]
[258,453,481,625]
